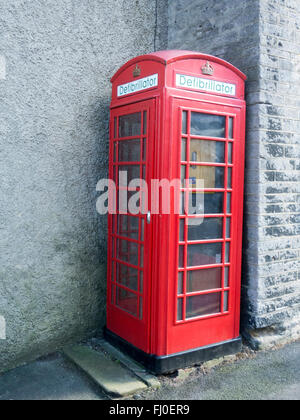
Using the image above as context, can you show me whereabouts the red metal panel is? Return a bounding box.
[159,96,245,355]
[148,93,246,355]
[107,51,246,358]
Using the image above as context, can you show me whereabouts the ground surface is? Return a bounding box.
[0,353,107,401]
[0,340,300,400]
[137,340,300,400]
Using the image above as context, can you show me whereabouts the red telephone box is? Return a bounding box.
[105,50,246,374]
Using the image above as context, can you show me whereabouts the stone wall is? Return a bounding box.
[244,0,300,348]
[0,0,167,372]
[168,0,300,349]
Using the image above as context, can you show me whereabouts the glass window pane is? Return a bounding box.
[178,272,183,295]
[112,214,116,234]
[204,192,224,214]
[186,293,221,318]
[181,138,187,161]
[191,113,226,138]
[228,143,233,164]
[139,273,143,295]
[188,192,204,215]
[218,167,226,189]
[182,111,187,134]
[179,219,185,242]
[225,242,230,263]
[227,192,232,213]
[111,237,115,258]
[188,176,199,189]
[224,267,229,288]
[116,263,139,291]
[119,113,141,137]
[142,138,146,161]
[181,165,186,187]
[118,140,140,162]
[188,217,223,241]
[143,111,147,135]
[117,239,139,266]
[226,218,231,238]
[114,118,118,139]
[113,142,117,162]
[140,219,144,241]
[177,299,183,321]
[187,268,222,292]
[229,118,233,139]
[116,286,138,316]
[190,140,225,163]
[191,151,197,163]
[140,245,144,268]
[113,166,117,184]
[119,165,140,184]
[117,215,139,240]
[228,167,232,189]
[187,243,222,267]
[189,166,224,189]
[210,167,224,189]
[179,246,184,268]
[188,192,224,215]
[127,190,141,215]
[180,192,186,215]
[224,291,229,312]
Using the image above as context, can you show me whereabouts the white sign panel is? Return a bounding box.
[117,74,158,97]
[176,73,236,96]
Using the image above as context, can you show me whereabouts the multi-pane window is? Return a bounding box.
[178,110,234,321]
[110,111,148,319]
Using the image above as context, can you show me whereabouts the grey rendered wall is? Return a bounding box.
[0,0,167,372]
[168,0,300,348]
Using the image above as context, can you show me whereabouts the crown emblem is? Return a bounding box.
[133,64,141,78]
[202,61,214,76]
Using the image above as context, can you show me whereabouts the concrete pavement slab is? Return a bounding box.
[97,339,161,389]
[63,345,147,397]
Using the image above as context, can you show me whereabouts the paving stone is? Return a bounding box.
[63,345,147,397]
[98,340,161,389]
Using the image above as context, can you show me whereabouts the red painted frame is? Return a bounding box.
[107,51,246,357]
[107,99,156,352]
[165,98,245,354]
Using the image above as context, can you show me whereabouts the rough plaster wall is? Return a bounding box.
[168,0,300,349]
[0,0,167,372]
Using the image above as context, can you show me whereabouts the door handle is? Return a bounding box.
[147,211,151,224]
